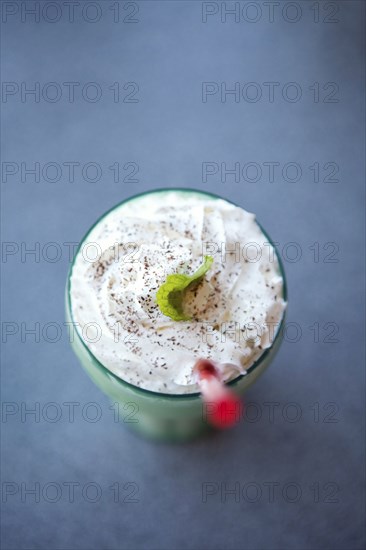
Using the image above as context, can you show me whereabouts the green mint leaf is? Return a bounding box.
[156,255,214,321]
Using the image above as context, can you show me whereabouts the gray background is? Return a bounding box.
[1,1,365,549]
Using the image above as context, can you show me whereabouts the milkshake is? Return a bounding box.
[67,189,287,439]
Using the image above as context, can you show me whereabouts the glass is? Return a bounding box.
[65,188,288,441]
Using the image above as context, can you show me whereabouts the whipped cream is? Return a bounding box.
[70,191,286,394]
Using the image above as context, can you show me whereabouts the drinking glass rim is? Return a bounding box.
[66,187,288,400]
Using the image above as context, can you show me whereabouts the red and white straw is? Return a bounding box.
[194,359,243,429]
